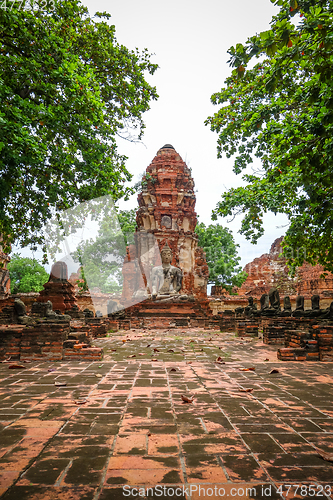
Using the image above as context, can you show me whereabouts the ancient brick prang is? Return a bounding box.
[135,144,208,298]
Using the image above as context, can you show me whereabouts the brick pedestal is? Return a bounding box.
[0,325,25,360]
[278,320,333,362]
[236,318,259,337]
[219,312,236,332]
[262,317,285,344]
[85,318,108,337]
[312,324,333,361]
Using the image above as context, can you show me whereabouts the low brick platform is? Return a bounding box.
[63,346,105,361]
[277,347,320,361]
[114,299,220,330]
[20,321,70,362]
[1,329,333,499]
[84,318,108,337]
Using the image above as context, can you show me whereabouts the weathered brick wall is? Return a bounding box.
[262,317,286,344]
[263,316,315,345]
[20,321,70,361]
[219,313,236,333]
[237,237,297,297]
[0,298,16,325]
[208,297,248,314]
[297,264,333,298]
[85,318,108,337]
[63,346,104,361]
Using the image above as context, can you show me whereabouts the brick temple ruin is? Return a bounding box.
[230,236,333,308]
[114,144,214,329]
[1,145,333,363]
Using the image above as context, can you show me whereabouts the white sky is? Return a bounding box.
[81,0,289,267]
[15,0,290,270]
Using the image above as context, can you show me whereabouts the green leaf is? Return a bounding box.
[206,0,333,273]
[0,1,159,253]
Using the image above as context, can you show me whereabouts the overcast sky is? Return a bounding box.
[79,0,289,267]
[15,0,290,270]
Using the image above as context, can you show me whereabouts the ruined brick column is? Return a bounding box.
[136,144,209,298]
[37,261,78,312]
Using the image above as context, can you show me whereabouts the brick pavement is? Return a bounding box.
[0,329,332,500]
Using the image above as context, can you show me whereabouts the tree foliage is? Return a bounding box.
[8,253,49,293]
[74,207,137,293]
[195,222,247,291]
[206,0,333,272]
[117,208,137,246]
[0,0,158,254]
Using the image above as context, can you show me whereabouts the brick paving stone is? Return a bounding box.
[0,457,33,472]
[0,472,20,489]
[16,458,71,485]
[98,487,137,500]
[1,328,333,498]
[184,455,227,483]
[148,434,179,455]
[105,468,184,485]
[0,486,97,499]
[113,434,147,455]
[240,433,284,454]
[61,456,108,485]
[221,454,269,482]
[273,434,317,454]
[282,418,327,433]
[180,433,249,455]
[107,456,181,470]
[302,433,333,452]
